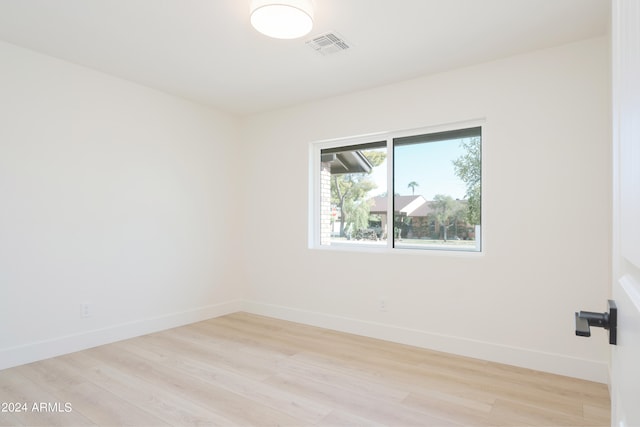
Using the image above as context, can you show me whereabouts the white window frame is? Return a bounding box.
[309,120,485,254]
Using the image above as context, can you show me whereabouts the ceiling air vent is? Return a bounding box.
[306,32,350,56]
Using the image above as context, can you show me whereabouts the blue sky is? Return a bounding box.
[368,139,468,201]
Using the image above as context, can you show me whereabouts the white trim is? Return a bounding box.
[310,243,484,258]
[312,130,392,148]
[620,275,640,313]
[0,299,243,371]
[310,118,486,148]
[244,300,609,384]
[389,118,486,140]
[2,300,608,383]
[308,142,320,247]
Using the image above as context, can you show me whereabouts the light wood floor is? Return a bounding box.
[0,312,610,426]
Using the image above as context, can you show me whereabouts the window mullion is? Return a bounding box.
[386,137,394,250]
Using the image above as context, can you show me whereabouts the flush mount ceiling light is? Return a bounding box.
[250,0,314,39]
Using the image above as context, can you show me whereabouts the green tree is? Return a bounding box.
[452,137,481,225]
[407,181,419,195]
[345,197,373,234]
[432,194,455,241]
[451,203,467,238]
[331,150,385,237]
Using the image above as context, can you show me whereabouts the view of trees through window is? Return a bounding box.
[319,127,481,251]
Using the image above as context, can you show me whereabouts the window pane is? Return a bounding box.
[320,143,387,246]
[393,128,481,251]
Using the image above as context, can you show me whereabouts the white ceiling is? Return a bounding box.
[0,0,609,116]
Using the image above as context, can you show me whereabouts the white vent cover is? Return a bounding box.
[306,32,350,55]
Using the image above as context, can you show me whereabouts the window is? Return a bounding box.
[311,124,482,252]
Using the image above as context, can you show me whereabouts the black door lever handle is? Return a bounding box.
[574,313,591,337]
[574,300,617,345]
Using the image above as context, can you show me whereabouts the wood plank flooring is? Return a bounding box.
[0,312,610,426]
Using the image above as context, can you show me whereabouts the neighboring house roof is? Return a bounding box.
[410,201,435,217]
[371,196,468,218]
[370,195,427,216]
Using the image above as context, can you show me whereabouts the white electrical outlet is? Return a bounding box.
[80,303,91,318]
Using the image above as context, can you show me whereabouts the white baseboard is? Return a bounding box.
[243,301,609,384]
[0,299,243,371]
[2,299,609,384]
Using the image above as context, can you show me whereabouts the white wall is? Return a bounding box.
[0,37,612,383]
[241,37,612,383]
[0,41,243,369]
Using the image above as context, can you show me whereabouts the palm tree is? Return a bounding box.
[407,181,419,195]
